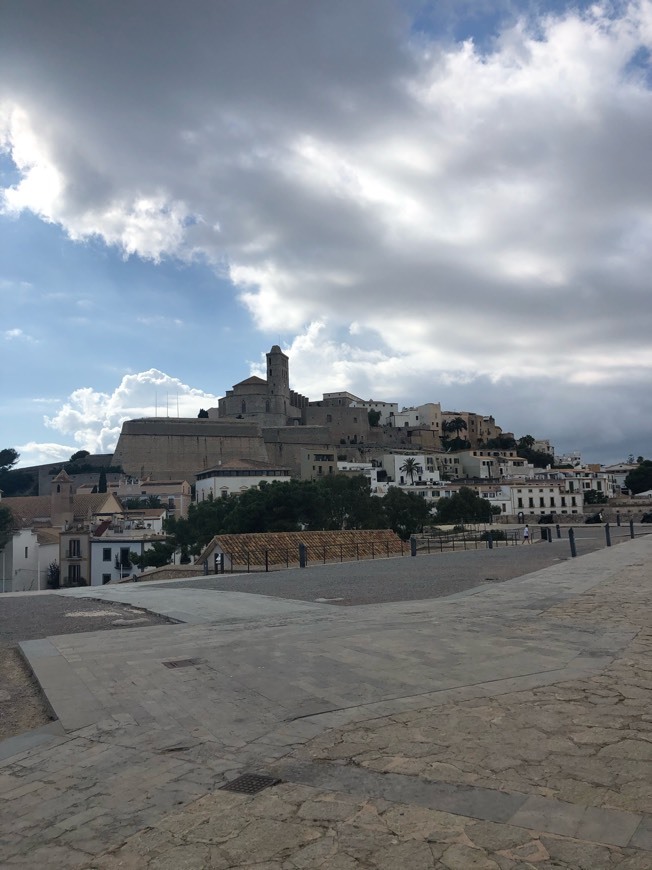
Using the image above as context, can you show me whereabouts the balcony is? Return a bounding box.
[66,551,82,560]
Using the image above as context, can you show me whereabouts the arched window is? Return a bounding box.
[241,400,246,414]
[56,484,60,493]
[265,399,270,413]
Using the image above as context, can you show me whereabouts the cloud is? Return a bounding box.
[3,327,35,342]
[1,0,651,460]
[15,441,76,467]
[43,370,219,454]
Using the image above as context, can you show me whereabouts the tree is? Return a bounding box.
[69,450,90,462]
[517,435,535,450]
[399,457,422,484]
[0,505,13,550]
[98,468,107,493]
[584,489,608,505]
[130,541,175,569]
[383,487,433,540]
[625,461,652,495]
[197,408,209,418]
[435,487,494,524]
[367,409,381,427]
[0,448,35,496]
[446,417,468,439]
[485,435,517,450]
[0,448,19,471]
[46,561,60,589]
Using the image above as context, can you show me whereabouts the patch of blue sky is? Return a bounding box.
[410,0,612,51]
[0,207,255,411]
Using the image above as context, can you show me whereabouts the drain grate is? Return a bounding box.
[162,658,203,669]
[220,773,282,795]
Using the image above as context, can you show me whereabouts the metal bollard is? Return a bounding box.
[556,523,561,539]
[630,519,635,539]
[569,527,577,558]
[410,536,417,557]
[547,527,552,543]
[605,523,611,547]
[616,511,621,527]
[264,549,269,572]
[487,533,493,549]
[299,543,307,568]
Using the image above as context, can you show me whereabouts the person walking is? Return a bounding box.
[523,524,530,544]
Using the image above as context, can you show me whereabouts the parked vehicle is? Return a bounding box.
[584,511,603,524]
[641,512,652,523]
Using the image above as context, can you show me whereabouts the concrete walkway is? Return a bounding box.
[1,537,652,867]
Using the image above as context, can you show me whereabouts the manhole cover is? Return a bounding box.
[162,658,203,669]
[220,774,281,795]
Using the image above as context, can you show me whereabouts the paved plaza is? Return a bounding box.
[1,535,651,868]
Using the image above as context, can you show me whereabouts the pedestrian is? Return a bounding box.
[523,524,530,544]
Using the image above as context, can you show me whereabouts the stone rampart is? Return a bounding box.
[113,418,269,481]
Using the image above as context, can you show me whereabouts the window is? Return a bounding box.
[69,539,81,558]
[571,496,577,506]
[103,548,111,562]
[241,400,246,413]
[528,498,534,508]
[24,546,28,559]
[561,496,566,506]
[550,498,555,507]
[539,498,545,507]
[68,564,81,583]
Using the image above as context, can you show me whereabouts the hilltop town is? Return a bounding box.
[0,346,646,592]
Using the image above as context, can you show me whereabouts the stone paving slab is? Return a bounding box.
[1,535,651,868]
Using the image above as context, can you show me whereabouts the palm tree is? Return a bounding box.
[447,417,468,440]
[399,457,422,485]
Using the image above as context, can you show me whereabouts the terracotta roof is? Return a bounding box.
[198,530,405,569]
[2,496,52,528]
[2,492,120,529]
[36,528,61,546]
[52,468,73,482]
[202,458,291,473]
[234,375,266,387]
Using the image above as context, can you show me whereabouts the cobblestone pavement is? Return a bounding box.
[0,596,173,740]
[123,524,638,607]
[1,537,651,868]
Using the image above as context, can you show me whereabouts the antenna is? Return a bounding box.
[176,392,179,418]
[166,393,169,417]
[155,391,158,417]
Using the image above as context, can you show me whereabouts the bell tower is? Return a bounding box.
[267,345,290,400]
[51,468,75,529]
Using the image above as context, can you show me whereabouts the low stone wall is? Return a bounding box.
[135,565,203,583]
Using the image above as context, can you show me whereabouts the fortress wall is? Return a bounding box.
[262,426,336,476]
[113,419,269,481]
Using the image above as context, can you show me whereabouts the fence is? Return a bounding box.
[416,527,520,554]
[210,538,409,574]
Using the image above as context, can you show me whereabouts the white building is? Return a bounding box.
[89,533,165,586]
[195,459,292,500]
[381,454,441,487]
[390,403,442,432]
[0,528,59,592]
[455,449,533,479]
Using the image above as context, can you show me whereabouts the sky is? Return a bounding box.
[1,0,651,468]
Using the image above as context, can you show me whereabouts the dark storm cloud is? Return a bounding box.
[1,0,651,460]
